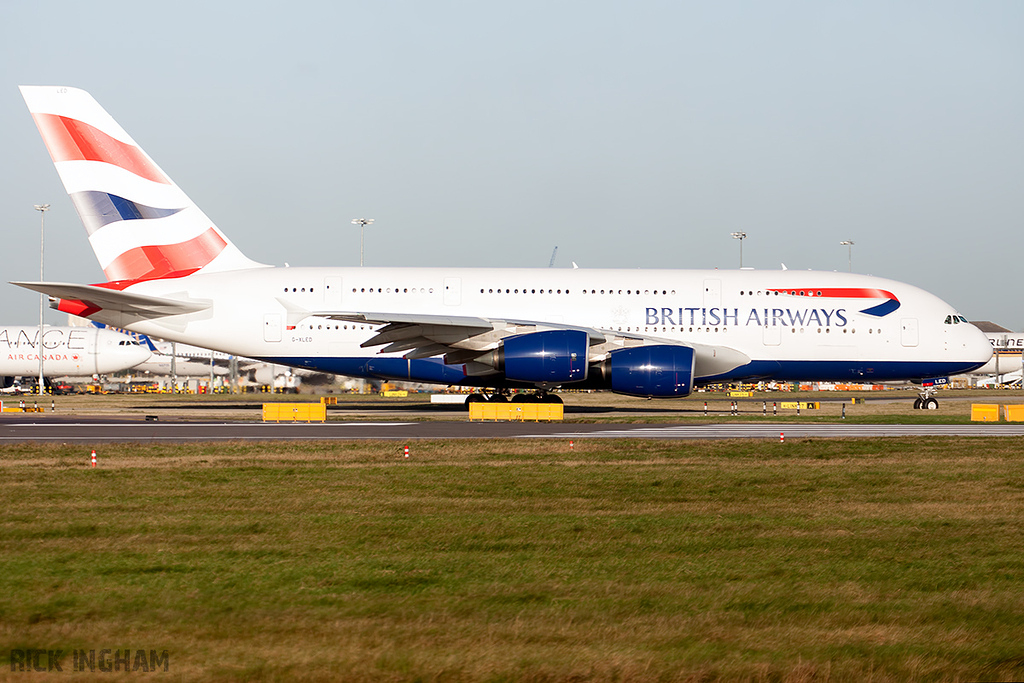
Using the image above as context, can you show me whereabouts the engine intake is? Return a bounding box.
[480,330,589,384]
[609,345,695,397]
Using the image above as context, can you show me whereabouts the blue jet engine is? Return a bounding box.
[608,345,695,397]
[486,329,590,383]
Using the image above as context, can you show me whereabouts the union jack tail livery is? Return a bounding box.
[19,86,264,284]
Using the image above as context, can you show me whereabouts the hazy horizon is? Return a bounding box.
[3,1,1022,329]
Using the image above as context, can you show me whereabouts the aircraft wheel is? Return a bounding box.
[913,398,923,410]
[540,394,563,404]
[923,398,939,410]
[466,393,488,405]
[488,394,509,403]
[510,394,532,403]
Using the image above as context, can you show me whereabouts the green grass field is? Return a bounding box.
[3,438,1024,681]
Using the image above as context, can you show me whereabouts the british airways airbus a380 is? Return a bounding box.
[13,86,991,408]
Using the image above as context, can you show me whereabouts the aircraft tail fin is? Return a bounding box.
[19,86,266,284]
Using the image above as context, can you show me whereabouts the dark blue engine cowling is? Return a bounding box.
[503,330,589,383]
[609,345,695,397]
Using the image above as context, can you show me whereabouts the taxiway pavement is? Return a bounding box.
[3,416,1024,443]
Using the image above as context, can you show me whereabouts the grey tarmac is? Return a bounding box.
[3,416,1024,442]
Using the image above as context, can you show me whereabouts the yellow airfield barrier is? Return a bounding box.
[0,401,44,413]
[381,390,409,397]
[320,396,338,405]
[728,391,753,397]
[469,402,564,422]
[262,402,327,423]
[1003,405,1024,422]
[970,404,1000,422]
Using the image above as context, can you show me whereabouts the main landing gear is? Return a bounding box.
[511,391,563,405]
[465,391,563,405]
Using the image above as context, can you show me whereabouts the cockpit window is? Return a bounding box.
[944,315,952,324]
[958,315,968,323]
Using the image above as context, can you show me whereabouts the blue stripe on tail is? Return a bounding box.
[70,191,183,235]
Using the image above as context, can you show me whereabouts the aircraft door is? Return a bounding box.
[323,276,343,308]
[444,277,461,306]
[763,323,781,346]
[264,314,282,343]
[901,318,919,347]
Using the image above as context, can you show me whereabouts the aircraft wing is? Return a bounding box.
[10,281,209,318]
[314,310,749,378]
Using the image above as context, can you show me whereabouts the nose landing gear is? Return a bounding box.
[913,386,940,410]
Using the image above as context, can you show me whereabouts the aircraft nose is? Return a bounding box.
[131,347,153,366]
[966,324,994,365]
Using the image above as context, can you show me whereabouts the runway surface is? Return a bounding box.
[3,416,1024,442]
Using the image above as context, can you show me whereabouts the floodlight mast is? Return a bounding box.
[730,232,747,268]
[34,203,50,396]
[351,218,375,266]
[840,240,855,272]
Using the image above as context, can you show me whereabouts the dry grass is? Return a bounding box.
[3,438,1024,681]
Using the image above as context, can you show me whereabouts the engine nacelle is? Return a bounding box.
[608,345,695,398]
[481,330,589,384]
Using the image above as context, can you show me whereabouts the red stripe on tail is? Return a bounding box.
[32,113,169,184]
[102,228,227,282]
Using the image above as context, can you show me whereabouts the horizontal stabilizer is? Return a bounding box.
[10,281,209,318]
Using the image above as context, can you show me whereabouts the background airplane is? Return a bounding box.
[962,322,1024,383]
[0,324,151,392]
[12,86,992,408]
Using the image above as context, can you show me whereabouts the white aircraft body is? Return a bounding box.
[0,325,151,380]
[13,86,992,408]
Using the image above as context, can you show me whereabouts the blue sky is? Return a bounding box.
[2,1,1022,328]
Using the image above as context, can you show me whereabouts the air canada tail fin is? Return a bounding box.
[19,86,266,284]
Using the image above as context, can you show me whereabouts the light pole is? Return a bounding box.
[351,218,374,266]
[840,240,854,272]
[34,204,50,395]
[730,232,746,268]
